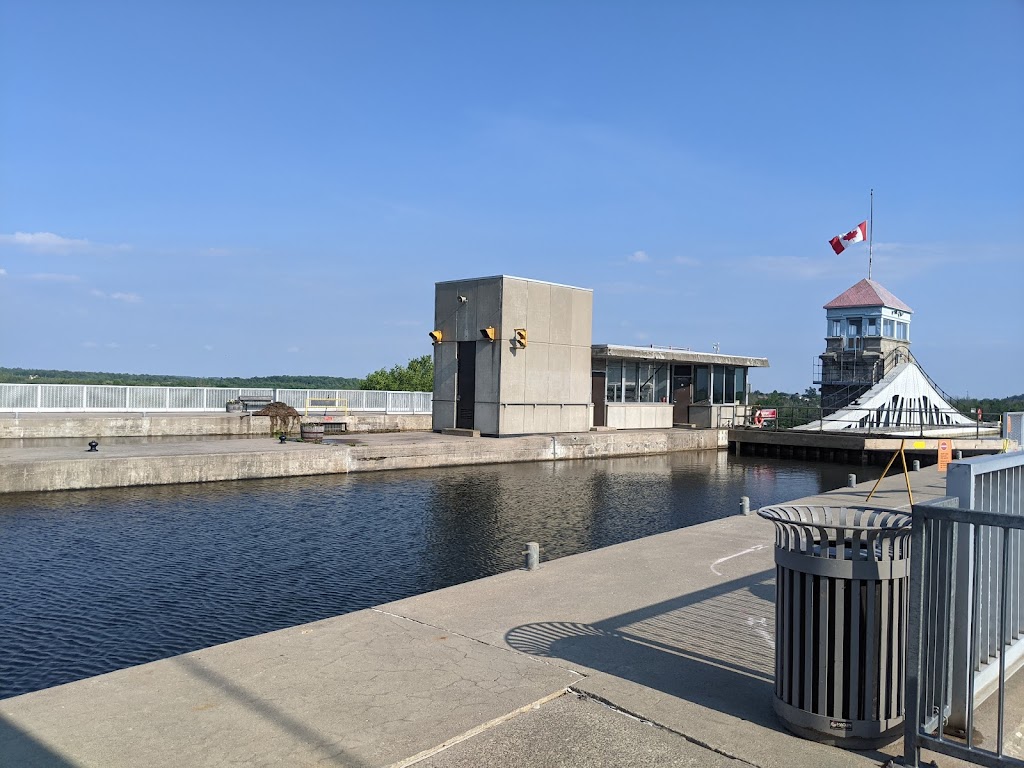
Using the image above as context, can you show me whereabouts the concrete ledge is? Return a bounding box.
[0,412,432,439]
[441,428,481,437]
[0,429,730,493]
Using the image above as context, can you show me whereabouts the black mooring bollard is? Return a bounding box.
[87,441,99,452]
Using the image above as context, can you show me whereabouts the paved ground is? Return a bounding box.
[0,466,999,767]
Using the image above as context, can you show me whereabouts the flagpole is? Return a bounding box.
[868,188,874,280]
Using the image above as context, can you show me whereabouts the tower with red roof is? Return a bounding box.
[816,278,913,412]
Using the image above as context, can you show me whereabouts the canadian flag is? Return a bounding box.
[829,221,867,255]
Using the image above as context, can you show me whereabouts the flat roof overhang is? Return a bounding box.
[592,344,769,369]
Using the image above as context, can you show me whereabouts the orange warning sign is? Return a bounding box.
[937,440,952,472]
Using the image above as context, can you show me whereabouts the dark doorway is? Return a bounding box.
[591,371,606,427]
[456,341,476,430]
[672,365,693,425]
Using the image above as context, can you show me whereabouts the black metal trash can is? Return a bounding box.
[758,504,912,749]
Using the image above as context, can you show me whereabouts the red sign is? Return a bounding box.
[977,408,983,421]
[759,408,778,420]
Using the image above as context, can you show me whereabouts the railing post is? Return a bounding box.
[37,384,42,411]
[903,503,930,768]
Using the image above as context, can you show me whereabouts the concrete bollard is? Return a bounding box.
[740,496,751,516]
[848,473,857,488]
[524,542,540,571]
[912,459,921,472]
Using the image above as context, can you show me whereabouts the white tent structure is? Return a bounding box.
[795,360,976,435]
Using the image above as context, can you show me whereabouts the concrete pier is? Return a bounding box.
[0,428,726,494]
[1,468,990,768]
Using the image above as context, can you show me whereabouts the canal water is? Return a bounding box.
[0,451,880,699]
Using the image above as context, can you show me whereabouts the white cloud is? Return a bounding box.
[0,232,92,253]
[287,346,301,353]
[627,250,650,263]
[91,289,141,302]
[0,231,131,255]
[673,255,701,266]
[27,273,81,282]
[204,345,214,351]
[81,341,98,348]
[105,342,120,349]
[0,267,6,276]
[110,292,142,303]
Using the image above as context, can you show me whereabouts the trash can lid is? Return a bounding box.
[758,504,910,532]
[758,505,912,561]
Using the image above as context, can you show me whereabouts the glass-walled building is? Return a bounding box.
[591,345,769,429]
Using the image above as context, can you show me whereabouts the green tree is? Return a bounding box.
[361,355,434,392]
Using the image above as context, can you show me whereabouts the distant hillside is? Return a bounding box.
[0,367,364,390]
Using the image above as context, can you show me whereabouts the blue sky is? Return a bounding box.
[1,2,1021,396]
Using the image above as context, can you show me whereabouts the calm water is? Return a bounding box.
[0,452,879,699]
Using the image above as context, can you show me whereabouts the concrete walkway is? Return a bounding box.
[0,468,970,767]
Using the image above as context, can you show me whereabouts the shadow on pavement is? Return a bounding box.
[0,715,80,768]
[505,567,894,765]
[173,655,373,768]
[506,569,779,726]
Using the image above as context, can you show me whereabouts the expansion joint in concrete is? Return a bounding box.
[384,688,570,768]
[567,686,762,768]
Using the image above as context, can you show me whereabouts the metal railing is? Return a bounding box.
[0,383,432,415]
[739,404,996,436]
[904,451,1024,767]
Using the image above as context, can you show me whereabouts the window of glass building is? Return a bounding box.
[623,362,638,402]
[694,366,710,403]
[866,317,878,336]
[637,363,655,402]
[734,367,747,402]
[606,361,622,402]
[830,319,841,337]
[883,318,895,337]
[725,366,736,402]
[896,321,909,340]
[655,365,670,402]
[712,365,726,403]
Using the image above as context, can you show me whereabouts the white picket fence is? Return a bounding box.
[0,383,432,414]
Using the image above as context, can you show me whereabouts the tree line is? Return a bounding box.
[0,355,435,393]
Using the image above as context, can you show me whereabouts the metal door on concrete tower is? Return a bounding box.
[456,341,476,430]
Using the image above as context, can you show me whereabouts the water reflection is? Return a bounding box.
[0,452,879,698]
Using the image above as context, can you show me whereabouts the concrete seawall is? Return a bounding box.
[0,428,728,494]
